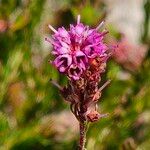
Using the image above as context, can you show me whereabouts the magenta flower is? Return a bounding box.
[53,54,72,72]
[46,15,108,80]
[47,15,113,150]
[68,64,83,80]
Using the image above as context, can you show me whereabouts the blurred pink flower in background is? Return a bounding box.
[113,36,147,72]
[0,19,8,33]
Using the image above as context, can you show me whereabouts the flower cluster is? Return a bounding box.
[47,15,114,150]
[46,15,108,80]
[47,15,111,123]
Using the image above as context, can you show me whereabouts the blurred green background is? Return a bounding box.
[0,0,150,150]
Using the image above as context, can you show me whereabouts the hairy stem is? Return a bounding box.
[79,122,87,150]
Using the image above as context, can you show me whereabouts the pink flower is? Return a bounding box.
[48,16,112,125]
[113,37,147,72]
[68,64,83,80]
[0,20,8,33]
[73,51,88,70]
[53,54,72,72]
[46,15,108,80]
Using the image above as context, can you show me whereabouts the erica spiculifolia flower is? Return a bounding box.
[46,15,112,150]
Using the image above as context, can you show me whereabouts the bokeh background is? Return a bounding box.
[0,0,150,150]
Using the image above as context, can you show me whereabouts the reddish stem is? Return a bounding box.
[79,122,87,150]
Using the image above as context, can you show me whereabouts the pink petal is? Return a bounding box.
[68,64,83,80]
[54,54,72,72]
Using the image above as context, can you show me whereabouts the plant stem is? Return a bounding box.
[79,121,87,150]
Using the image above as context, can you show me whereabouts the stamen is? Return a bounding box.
[48,25,58,33]
[96,21,105,31]
[70,103,75,114]
[99,79,111,92]
[92,80,111,101]
[45,37,52,43]
[100,30,109,37]
[50,79,63,91]
[77,15,81,24]
[99,113,109,118]
[45,37,59,47]
[95,104,98,111]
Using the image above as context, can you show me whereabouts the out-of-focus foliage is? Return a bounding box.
[0,0,150,150]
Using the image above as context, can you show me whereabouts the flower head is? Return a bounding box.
[48,16,113,125]
[46,15,108,80]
